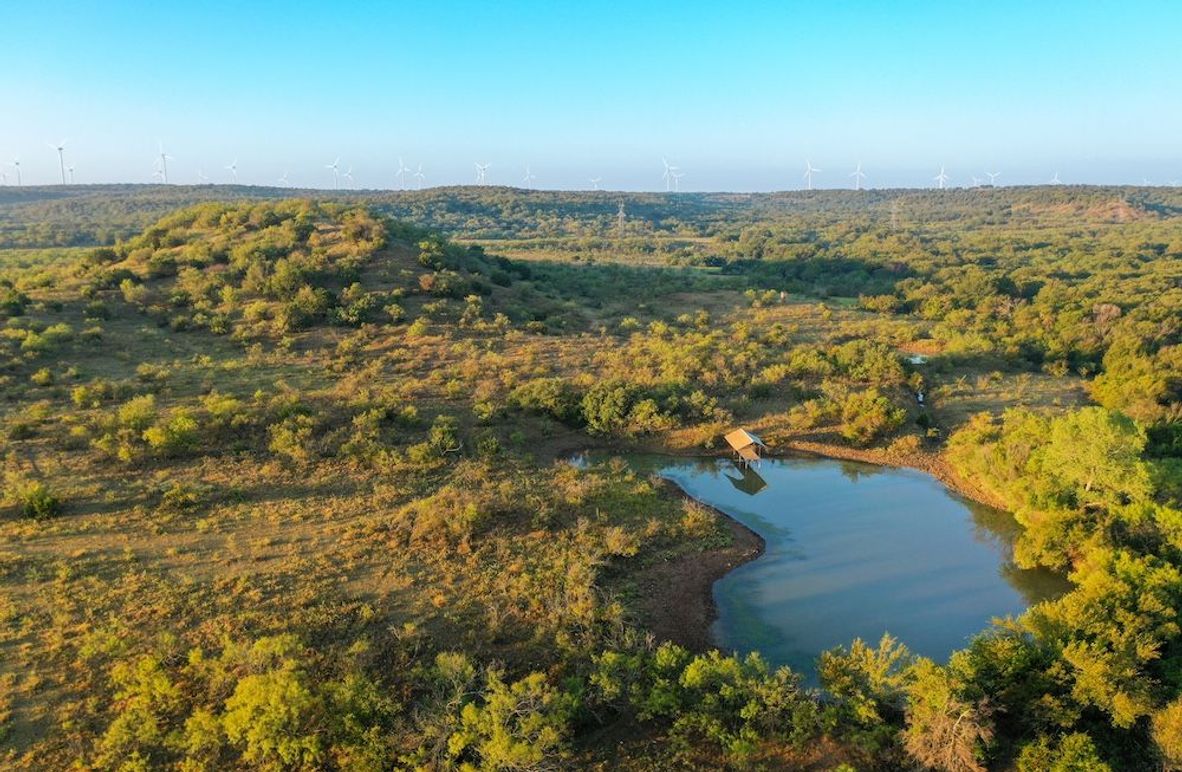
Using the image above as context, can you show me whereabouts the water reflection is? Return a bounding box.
[836,459,887,484]
[724,463,768,496]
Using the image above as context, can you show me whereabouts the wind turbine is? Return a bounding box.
[326,158,341,189]
[933,165,949,190]
[0,171,6,185]
[152,167,165,183]
[662,158,679,191]
[197,167,209,184]
[67,165,75,184]
[277,171,290,186]
[986,171,1000,186]
[521,165,536,187]
[156,142,171,184]
[396,157,410,189]
[803,160,822,190]
[849,161,866,191]
[225,160,238,183]
[342,166,355,187]
[47,140,67,185]
[589,177,602,191]
[971,176,982,187]
[413,163,425,190]
[671,171,684,192]
[10,158,21,186]
[474,162,490,185]
[1050,171,1062,185]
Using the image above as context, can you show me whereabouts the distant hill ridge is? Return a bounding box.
[1,183,1180,249]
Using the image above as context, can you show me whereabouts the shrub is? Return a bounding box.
[158,482,207,514]
[887,434,923,456]
[840,389,906,446]
[268,415,317,463]
[680,500,718,539]
[278,285,332,331]
[142,411,200,456]
[384,303,406,323]
[84,300,112,320]
[118,394,158,432]
[509,378,582,424]
[20,323,73,355]
[448,669,576,771]
[903,659,993,772]
[0,284,29,316]
[7,476,61,520]
[581,380,639,436]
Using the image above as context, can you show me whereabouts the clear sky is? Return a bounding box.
[4,0,1180,190]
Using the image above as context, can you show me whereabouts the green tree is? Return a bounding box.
[1024,549,1182,727]
[820,634,914,755]
[581,380,639,436]
[840,388,906,446]
[903,659,994,772]
[1032,407,1153,509]
[449,669,575,771]
[1153,698,1182,770]
[221,637,325,769]
[1016,732,1111,772]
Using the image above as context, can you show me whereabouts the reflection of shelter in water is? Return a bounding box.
[725,463,768,496]
[724,428,767,466]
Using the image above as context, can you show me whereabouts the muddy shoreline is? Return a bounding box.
[632,479,765,653]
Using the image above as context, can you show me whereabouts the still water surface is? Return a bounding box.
[638,454,1066,680]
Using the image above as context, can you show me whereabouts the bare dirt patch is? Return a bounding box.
[631,480,765,652]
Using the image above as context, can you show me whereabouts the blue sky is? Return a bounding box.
[4,0,1180,190]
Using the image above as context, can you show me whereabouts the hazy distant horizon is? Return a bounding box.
[5,1,1181,190]
[2,179,1180,196]
[2,163,1181,193]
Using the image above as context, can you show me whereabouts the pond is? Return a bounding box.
[631,454,1067,681]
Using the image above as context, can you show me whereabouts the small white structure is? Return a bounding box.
[906,354,929,365]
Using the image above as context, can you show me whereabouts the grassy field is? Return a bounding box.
[0,188,1179,769]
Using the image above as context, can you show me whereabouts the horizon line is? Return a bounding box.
[1,182,1179,196]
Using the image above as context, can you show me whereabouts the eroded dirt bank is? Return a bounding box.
[632,480,765,653]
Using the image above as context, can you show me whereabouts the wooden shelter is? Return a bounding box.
[724,428,767,465]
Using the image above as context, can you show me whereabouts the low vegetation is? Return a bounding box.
[0,186,1179,768]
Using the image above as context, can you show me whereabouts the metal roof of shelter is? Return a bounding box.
[724,428,767,452]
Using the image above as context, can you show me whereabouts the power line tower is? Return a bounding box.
[617,200,626,236]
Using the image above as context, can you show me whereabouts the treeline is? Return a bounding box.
[4,183,1182,249]
[941,406,1182,767]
